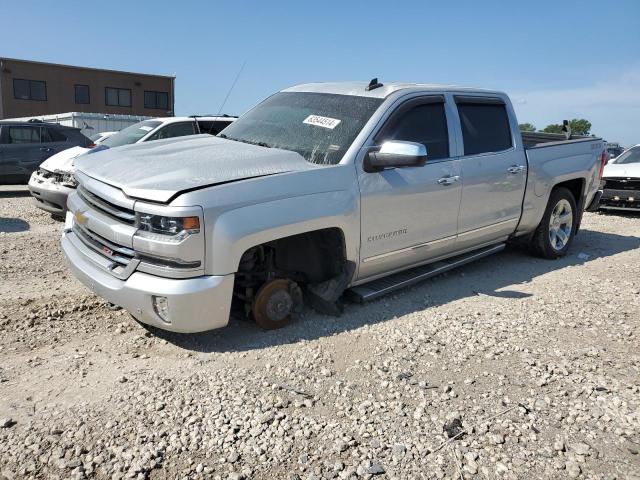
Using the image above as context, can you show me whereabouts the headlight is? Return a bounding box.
[60,173,78,188]
[135,213,200,242]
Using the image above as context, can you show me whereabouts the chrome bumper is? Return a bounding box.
[28,172,73,215]
[61,228,234,333]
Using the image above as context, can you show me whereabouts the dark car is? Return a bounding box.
[0,119,91,184]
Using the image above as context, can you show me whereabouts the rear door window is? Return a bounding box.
[197,120,233,135]
[147,122,196,141]
[47,127,68,142]
[376,99,449,160]
[7,126,41,144]
[456,98,512,156]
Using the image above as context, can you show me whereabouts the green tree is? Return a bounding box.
[543,119,592,135]
[543,123,563,134]
[518,123,536,132]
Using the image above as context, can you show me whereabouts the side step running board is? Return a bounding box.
[346,243,505,303]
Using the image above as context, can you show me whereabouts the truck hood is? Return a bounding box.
[603,162,640,179]
[40,146,89,173]
[74,134,320,203]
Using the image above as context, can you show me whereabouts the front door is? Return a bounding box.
[357,96,462,281]
[453,96,527,249]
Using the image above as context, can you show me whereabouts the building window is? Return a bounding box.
[75,85,90,104]
[105,87,132,107]
[144,90,169,110]
[13,79,47,101]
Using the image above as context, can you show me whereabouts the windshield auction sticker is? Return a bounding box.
[303,115,341,130]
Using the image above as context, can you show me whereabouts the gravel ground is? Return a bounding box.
[1,187,639,480]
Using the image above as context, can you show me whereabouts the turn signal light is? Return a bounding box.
[183,216,200,230]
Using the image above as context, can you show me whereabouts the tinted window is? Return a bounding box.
[379,102,449,160]
[13,79,47,101]
[105,87,131,107]
[40,127,53,143]
[613,146,640,165]
[47,127,68,142]
[144,91,169,110]
[7,126,41,144]
[147,122,195,141]
[220,92,383,165]
[75,85,90,104]
[457,101,512,155]
[197,120,233,135]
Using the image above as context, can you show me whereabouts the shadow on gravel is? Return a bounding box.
[150,228,640,353]
[0,188,30,198]
[0,217,30,233]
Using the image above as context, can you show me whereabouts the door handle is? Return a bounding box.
[40,147,53,153]
[437,175,460,186]
[507,165,525,174]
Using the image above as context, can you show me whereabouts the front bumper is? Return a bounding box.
[61,228,234,333]
[28,172,74,215]
[599,187,640,212]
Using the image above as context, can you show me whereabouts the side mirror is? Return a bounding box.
[364,140,427,173]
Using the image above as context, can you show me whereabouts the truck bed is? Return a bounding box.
[522,131,595,149]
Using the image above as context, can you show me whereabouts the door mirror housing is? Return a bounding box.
[364,140,427,173]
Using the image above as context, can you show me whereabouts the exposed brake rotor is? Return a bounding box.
[252,278,303,330]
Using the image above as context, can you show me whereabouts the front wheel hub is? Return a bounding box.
[252,279,303,330]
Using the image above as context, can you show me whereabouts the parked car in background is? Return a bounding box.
[605,142,625,160]
[600,144,640,212]
[28,131,116,216]
[28,116,236,216]
[62,81,606,333]
[0,119,91,183]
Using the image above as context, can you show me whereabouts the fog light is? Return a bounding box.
[613,196,620,201]
[152,296,171,324]
[629,197,635,202]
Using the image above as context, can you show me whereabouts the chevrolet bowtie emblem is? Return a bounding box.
[74,210,88,225]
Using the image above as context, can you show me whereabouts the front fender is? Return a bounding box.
[207,189,360,275]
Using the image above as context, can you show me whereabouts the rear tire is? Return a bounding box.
[530,187,577,259]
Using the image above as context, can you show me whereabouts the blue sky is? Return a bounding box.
[2,0,639,144]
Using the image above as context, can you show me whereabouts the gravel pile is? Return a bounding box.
[1,189,639,479]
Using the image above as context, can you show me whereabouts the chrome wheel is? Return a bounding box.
[548,199,573,251]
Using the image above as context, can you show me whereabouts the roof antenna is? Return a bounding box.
[217,60,246,115]
[366,77,383,91]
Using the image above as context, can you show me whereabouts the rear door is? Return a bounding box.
[453,96,526,249]
[357,95,462,280]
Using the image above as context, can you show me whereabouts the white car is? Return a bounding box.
[38,131,117,174]
[600,144,640,212]
[28,116,236,216]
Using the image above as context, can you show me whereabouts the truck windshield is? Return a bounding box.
[98,120,162,149]
[613,146,640,164]
[219,92,383,165]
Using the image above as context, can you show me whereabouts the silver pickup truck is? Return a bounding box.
[62,81,606,332]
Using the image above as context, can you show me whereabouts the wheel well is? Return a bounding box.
[551,178,585,233]
[553,178,584,206]
[236,228,347,285]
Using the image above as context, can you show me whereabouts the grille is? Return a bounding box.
[73,222,135,266]
[77,187,136,224]
[604,178,640,191]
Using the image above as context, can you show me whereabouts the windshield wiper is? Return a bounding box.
[218,133,271,148]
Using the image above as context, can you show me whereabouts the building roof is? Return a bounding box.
[0,57,175,79]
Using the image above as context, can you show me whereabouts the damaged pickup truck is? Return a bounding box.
[62,80,606,333]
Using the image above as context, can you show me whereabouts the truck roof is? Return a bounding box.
[283,81,506,99]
